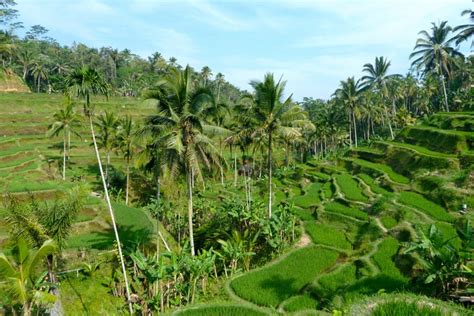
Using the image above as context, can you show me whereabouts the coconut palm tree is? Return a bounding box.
[200,66,212,86]
[64,66,133,313]
[47,101,82,180]
[95,111,119,187]
[144,65,223,256]
[334,77,363,147]
[16,48,35,80]
[31,61,47,93]
[410,21,464,112]
[361,56,399,138]
[0,239,57,316]
[245,73,307,218]
[453,9,474,47]
[115,115,135,205]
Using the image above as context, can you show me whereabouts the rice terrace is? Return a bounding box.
[0,1,473,315]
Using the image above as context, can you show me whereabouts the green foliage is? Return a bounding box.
[357,173,392,196]
[325,202,368,220]
[305,222,352,250]
[230,246,338,307]
[398,192,454,222]
[335,173,369,202]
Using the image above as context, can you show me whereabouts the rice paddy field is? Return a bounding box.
[0,92,472,315]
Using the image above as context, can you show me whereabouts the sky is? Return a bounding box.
[15,0,472,100]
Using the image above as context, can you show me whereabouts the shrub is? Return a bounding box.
[398,192,454,222]
[305,222,352,250]
[369,197,390,215]
[230,246,339,307]
[325,202,369,220]
[335,173,369,202]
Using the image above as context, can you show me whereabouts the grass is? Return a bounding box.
[380,216,398,229]
[175,304,269,316]
[335,173,369,202]
[230,246,339,307]
[324,202,368,220]
[282,294,318,312]
[372,301,444,316]
[314,264,358,298]
[398,192,454,222]
[305,222,352,250]
[348,158,410,184]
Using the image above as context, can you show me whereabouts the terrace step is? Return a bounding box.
[424,112,474,132]
[341,158,410,185]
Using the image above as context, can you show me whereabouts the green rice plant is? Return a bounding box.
[325,202,368,220]
[398,192,454,222]
[372,237,407,282]
[335,173,369,202]
[283,294,318,312]
[372,301,443,316]
[291,182,322,208]
[230,246,339,307]
[314,264,357,298]
[348,159,410,184]
[380,216,398,229]
[292,206,316,221]
[357,173,392,196]
[175,304,269,316]
[305,222,352,250]
[322,181,334,200]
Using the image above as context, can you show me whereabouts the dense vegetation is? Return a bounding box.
[0,1,473,315]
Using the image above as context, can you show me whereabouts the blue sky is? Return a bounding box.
[16,0,471,100]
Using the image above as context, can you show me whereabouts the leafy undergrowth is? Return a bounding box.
[398,192,454,222]
[230,246,339,307]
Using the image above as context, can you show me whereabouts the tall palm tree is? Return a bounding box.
[361,56,399,139]
[47,101,82,180]
[200,66,212,86]
[453,9,474,47]
[0,239,57,316]
[144,65,223,256]
[246,73,306,218]
[31,62,47,93]
[95,111,118,186]
[64,66,133,313]
[16,48,35,80]
[410,21,463,112]
[115,115,135,205]
[215,72,225,105]
[334,77,363,147]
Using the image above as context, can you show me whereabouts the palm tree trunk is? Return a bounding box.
[268,131,273,218]
[440,76,449,112]
[105,152,110,187]
[37,76,41,93]
[348,111,352,148]
[67,129,71,160]
[352,110,358,147]
[88,115,133,314]
[62,131,66,180]
[384,106,394,140]
[187,168,195,256]
[125,158,130,205]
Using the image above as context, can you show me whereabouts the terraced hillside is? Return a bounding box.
[177,112,473,315]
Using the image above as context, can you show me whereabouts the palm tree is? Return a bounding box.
[115,115,135,205]
[215,72,225,105]
[95,111,118,186]
[200,66,212,85]
[410,21,464,112]
[31,62,47,93]
[361,56,399,139]
[453,9,474,47]
[64,66,133,313]
[334,77,363,147]
[47,101,82,180]
[144,65,223,256]
[16,48,35,80]
[0,239,57,316]
[246,73,306,218]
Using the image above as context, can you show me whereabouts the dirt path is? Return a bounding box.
[375,217,388,233]
[296,232,311,248]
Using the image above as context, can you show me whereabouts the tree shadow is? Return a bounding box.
[82,225,153,253]
[257,274,298,306]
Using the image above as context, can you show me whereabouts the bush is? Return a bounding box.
[398,192,454,222]
[305,222,352,250]
[230,246,339,307]
[335,173,369,202]
[325,202,369,220]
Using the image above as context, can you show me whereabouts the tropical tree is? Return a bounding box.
[410,21,463,112]
[115,115,135,205]
[0,239,57,316]
[31,61,47,93]
[144,65,223,256]
[64,66,133,313]
[334,77,363,147]
[47,100,82,180]
[200,66,212,85]
[95,110,118,186]
[245,73,307,218]
[361,56,399,138]
[453,9,474,47]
